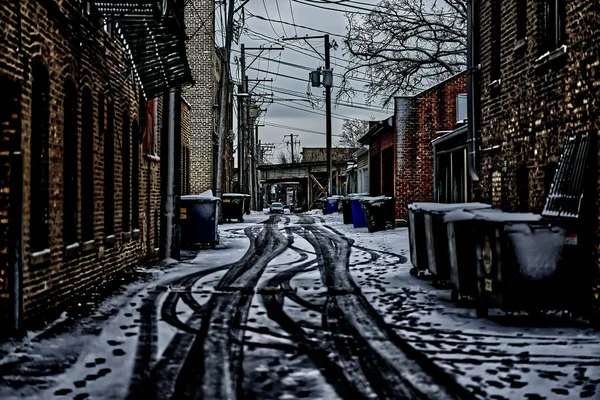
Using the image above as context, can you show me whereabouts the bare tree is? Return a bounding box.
[277,151,289,164]
[343,0,467,105]
[340,118,370,147]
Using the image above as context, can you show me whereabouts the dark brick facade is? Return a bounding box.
[473,1,600,311]
[0,0,195,331]
[395,74,467,220]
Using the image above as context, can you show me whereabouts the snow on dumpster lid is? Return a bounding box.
[182,190,221,202]
[222,193,248,197]
[443,208,542,223]
[359,195,393,204]
[408,202,491,212]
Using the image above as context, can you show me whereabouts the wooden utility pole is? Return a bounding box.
[215,0,235,198]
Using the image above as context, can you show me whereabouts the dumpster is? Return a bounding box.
[407,202,491,278]
[341,193,368,224]
[221,193,246,222]
[326,196,342,214]
[180,192,221,249]
[351,197,368,228]
[360,196,394,233]
[464,210,576,318]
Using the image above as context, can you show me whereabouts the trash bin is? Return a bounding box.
[407,203,491,278]
[444,209,502,301]
[180,192,221,249]
[466,210,574,318]
[360,196,394,233]
[326,196,342,214]
[221,193,246,222]
[342,193,367,224]
[243,194,251,215]
[351,197,367,228]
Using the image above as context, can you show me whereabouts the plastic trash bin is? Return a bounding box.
[341,193,367,224]
[465,210,575,318]
[243,194,251,215]
[407,202,491,278]
[326,196,342,214]
[180,193,221,249]
[351,197,367,228]
[221,193,246,222]
[444,208,502,301]
[360,196,394,233]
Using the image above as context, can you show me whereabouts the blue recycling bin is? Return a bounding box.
[326,196,341,214]
[351,198,367,228]
[180,194,221,248]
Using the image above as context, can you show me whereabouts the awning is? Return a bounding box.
[96,0,194,99]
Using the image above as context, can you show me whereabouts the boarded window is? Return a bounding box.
[30,64,50,253]
[63,82,78,245]
[516,0,527,39]
[81,88,94,241]
[490,0,502,80]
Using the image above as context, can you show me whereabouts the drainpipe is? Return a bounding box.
[165,89,175,259]
[433,145,438,201]
[466,0,480,182]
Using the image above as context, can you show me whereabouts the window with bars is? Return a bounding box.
[104,101,115,237]
[543,0,566,52]
[63,82,79,245]
[81,88,94,242]
[30,63,50,253]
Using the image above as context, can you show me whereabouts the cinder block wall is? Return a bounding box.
[184,2,215,194]
[0,0,162,326]
[395,74,467,220]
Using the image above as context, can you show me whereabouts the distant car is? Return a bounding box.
[283,205,291,214]
[270,202,284,214]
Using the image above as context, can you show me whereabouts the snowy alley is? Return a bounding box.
[0,212,599,400]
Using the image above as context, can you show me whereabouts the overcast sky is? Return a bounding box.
[215,0,393,164]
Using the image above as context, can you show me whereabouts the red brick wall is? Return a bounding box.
[395,74,467,220]
[0,0,163,328]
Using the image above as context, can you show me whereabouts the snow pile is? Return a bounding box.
[506,223,565,280]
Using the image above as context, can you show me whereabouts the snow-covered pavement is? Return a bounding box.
[0,211,598,400]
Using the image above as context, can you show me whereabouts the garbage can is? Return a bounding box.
[468,210,573,318]
[350,197,367,228]
[444,208,501,301]
[243,194,251,215]
[326,196,342,214]
[221,193,246,222]
[180,193,221,249]
[407,203,491,278]
[360,196,394,233]
[341,193,367,224]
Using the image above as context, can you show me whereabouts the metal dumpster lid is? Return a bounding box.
[182,190,220,202]
[443,208,542,223]
[222,193,249,197]
[542,133,593,219]
[408,202,491,212]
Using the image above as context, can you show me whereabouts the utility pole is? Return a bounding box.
[282,35,333,194]
[215,0,235,199]
[284,133,300,163]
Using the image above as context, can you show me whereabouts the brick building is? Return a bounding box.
[356,74,466,221]
[470,1,600,313]
[0,0,192,335]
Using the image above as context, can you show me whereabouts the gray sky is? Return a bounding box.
[215,0,394,164]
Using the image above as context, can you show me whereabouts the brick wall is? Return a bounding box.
[185,4,215,194]
[473,1,600,312]
[0,0,162,329]
[395,73,467,220]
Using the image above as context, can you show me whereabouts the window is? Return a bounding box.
[490,0,502,80]
[516,0,527,39]
[104,101,115,237]
[543,0,566,51]
[142,99,157,156]
[122,112,131,233]
[30,63,50,253]
[456,94,468,123]
[132,121,140,230]
[81,88,94,242]
[63,82,78,245]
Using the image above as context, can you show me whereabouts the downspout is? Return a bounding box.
[433,144,438,201]
[466,0,480,182]
[165,89,175,259]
